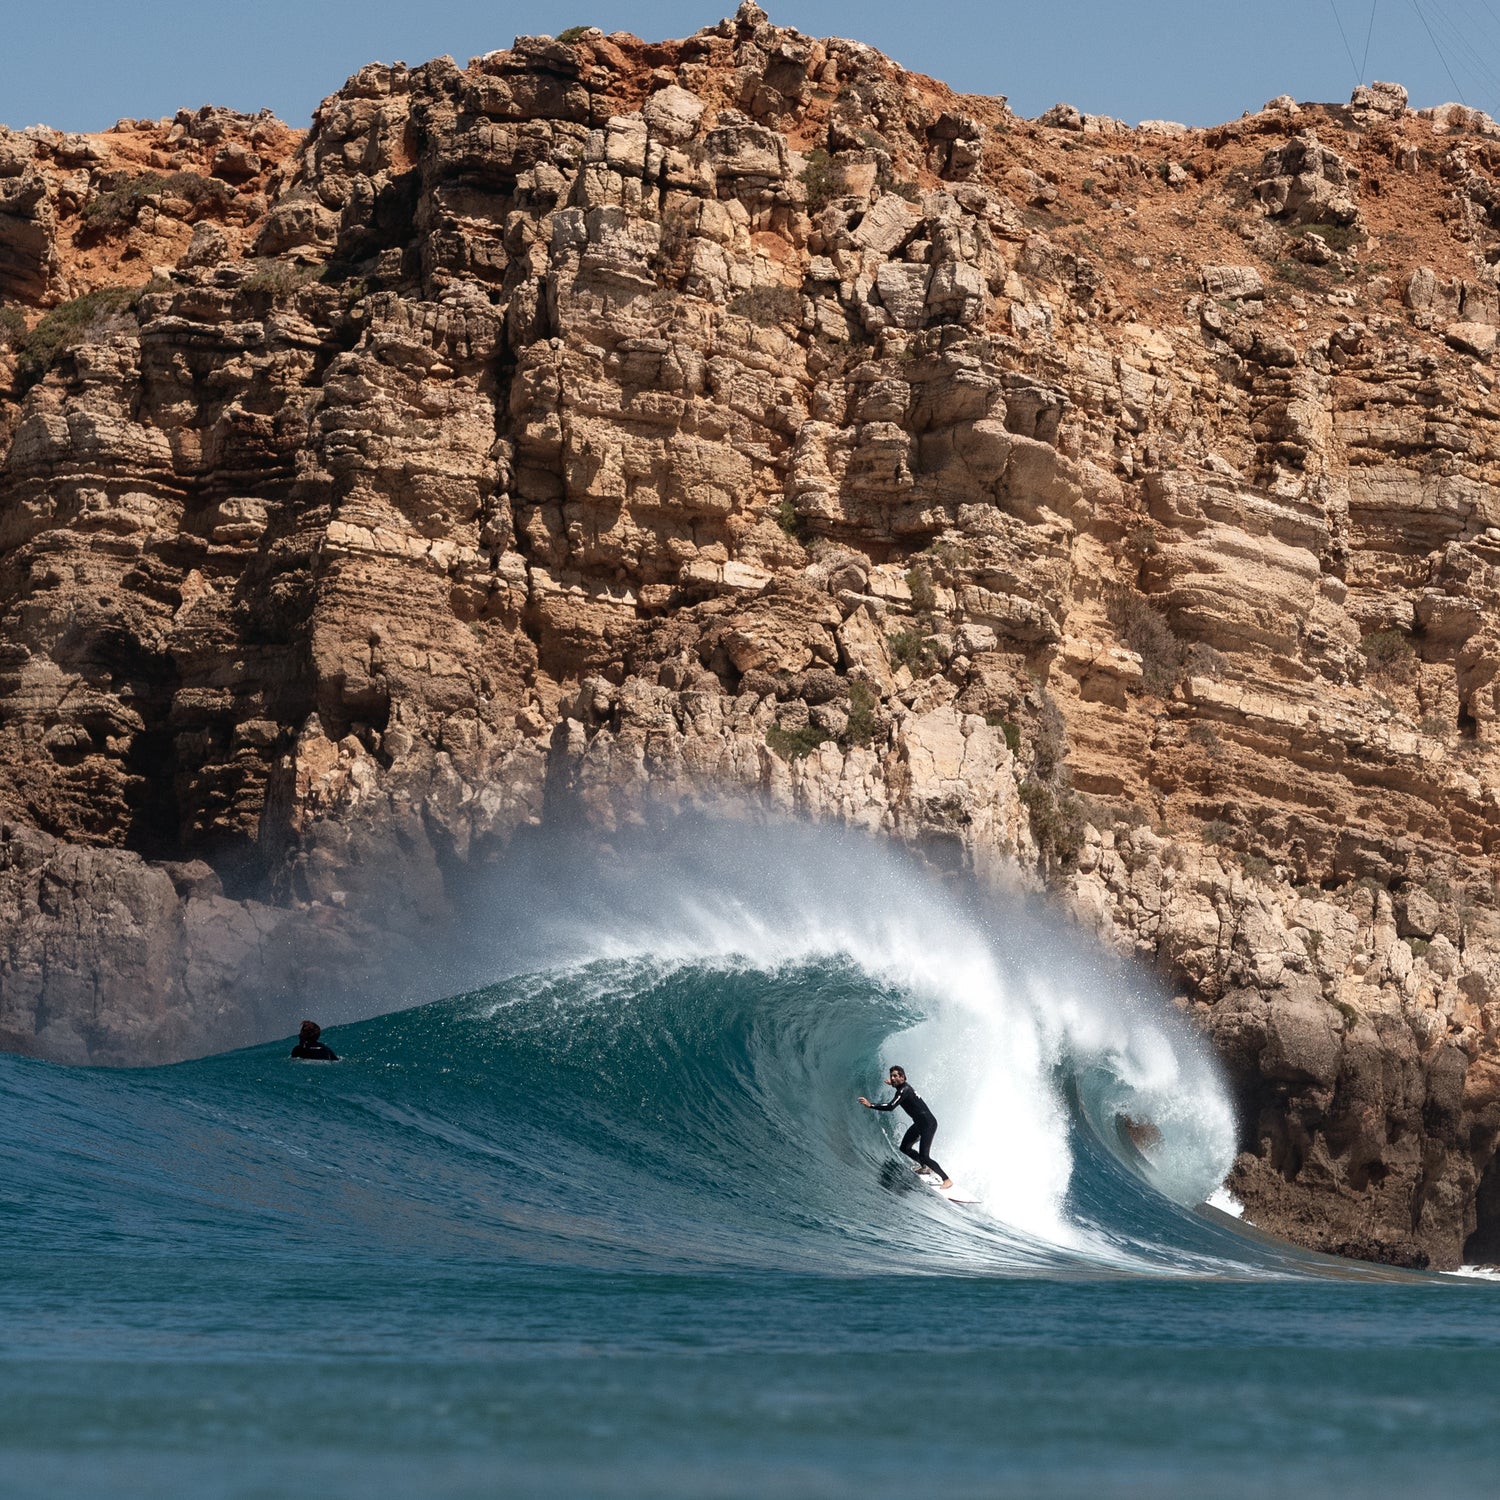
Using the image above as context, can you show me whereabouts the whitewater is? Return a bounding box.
[3,821,1500,1498]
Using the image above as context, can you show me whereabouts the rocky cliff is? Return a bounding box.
[7,6,1500,1267]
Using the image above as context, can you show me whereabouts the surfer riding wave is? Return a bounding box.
[860,1065,953,1190]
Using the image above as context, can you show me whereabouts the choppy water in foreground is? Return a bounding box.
[4,832,1500,1496]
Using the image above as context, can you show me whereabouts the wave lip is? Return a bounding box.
[480,821,1245,1275]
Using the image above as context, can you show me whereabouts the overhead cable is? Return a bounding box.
[1361,0,1379,81]
[1423,0,1500,110]
[1329,0,1364,86]
[1411,0,1469,103]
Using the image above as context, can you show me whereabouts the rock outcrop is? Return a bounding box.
[7,6,1500,1267]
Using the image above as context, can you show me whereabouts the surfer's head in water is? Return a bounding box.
[290,1020,340,1062]
[888,1066,906,1087]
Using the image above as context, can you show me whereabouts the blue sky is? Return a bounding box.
[4,1,1499,134]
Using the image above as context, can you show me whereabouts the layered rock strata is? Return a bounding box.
[7,6,1500,1266]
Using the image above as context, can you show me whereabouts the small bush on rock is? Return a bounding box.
[1286,221,1363,251]
[904,565,937,614]
[766,723,831,761]
[922,538,974,573]
[82,173,170,231]
[1186,722,1223,755]
[13,285,140,391]
[887,628,937,677]
[728,285,803,328]
[985,713,1021,754]
[1030,692,1067,779]
[1104,584,1185,696]
[242,259,319,296]
[0,304,26,349]
[1020,779,1086,867]
[876,163,921,203]
[83,171,231,234]
[1362,628,1416,682]
[556,25,592,43]
[1273,259,1325,290]
[801,148,838,212]
[843,681,880,748]
[1184,641,1228,679]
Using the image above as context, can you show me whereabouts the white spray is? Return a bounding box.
[475,815,1240,1260]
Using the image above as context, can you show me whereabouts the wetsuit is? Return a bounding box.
[869,1082,947,1180]
[290,1041,339,1060]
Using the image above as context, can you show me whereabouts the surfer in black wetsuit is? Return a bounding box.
[859,1066,952,1189]
[290,1020,339,1061]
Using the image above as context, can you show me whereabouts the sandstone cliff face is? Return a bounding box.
[7,5,1500,1266]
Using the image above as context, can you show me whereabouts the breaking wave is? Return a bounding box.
[0,822,1411,1279]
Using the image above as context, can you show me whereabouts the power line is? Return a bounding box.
[1425,0,1500,111]
[1411,0,1468,104]
[1329,0,1364,87]
[1360,0,1379,81]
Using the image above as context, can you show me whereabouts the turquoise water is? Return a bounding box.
[5,852,1500,1496]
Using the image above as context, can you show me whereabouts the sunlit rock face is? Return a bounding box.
[8,4,1500,1267]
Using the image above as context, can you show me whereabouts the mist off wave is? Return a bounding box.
[453,819,1242,1272]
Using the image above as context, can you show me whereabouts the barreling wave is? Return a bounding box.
[0,821,1413,1280]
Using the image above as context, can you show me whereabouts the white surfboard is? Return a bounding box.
[922,1174,977,1205]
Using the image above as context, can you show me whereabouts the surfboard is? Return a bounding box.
[921,1174,977,1205]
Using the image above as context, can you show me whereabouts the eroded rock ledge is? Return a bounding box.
[7,5,1500,1267]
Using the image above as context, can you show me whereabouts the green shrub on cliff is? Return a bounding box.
[984,712,1021,754]
[557,25,592,43]
[771,496,815,543]
[1029,691,1067,779]
[1362,627,1416,682]
[1104,584,1184,697]
[0,304,26,350]
[242,259,319,296]
[1185,721,1223,755]
[904,566,937,615]
[875,160,921,203]
[800,149,837,212]
[83,173,170,230]
[766,723,831,761]
[887,628,938,678]
[13,286,140,392]
[728,285,803,329]
[1020,779,1085,867]
[1286,221,1363,252]
[82,171,231,234]
[843,681,880,748]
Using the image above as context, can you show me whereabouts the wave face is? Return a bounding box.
[0,822,1408,1280]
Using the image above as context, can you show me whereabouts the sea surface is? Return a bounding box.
[4,832,1500,1498]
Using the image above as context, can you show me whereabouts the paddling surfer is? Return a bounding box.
[859,1066,952,1189]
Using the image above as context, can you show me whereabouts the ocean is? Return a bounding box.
[3,830,1499,1498]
